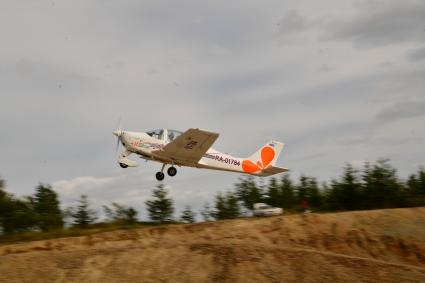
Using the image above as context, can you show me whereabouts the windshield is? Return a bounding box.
[146,129,164,140]
[167,129,183,142]
[145,129,182,142]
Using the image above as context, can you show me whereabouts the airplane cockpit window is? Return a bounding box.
[167,129,182,142]
[146,129,164,140]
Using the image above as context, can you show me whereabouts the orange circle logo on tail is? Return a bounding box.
[261,146,275,168]
[242,160,260,173]
[242,146,275,173]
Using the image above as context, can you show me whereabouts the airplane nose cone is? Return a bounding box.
[113,130,122,137]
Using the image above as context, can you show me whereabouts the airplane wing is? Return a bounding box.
[153,128,219,164]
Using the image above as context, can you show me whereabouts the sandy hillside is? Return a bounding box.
[0,207,425,283]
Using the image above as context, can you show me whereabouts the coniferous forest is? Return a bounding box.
[1,159,424,237]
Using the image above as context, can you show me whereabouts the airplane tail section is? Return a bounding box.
[242,140,287,175]
[247,140,284,167]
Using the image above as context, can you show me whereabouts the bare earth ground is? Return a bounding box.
[1,207,425,283]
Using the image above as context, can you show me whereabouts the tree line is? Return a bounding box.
[208,159,425,220]
[1,159,424,235]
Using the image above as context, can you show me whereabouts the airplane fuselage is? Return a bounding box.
[114,128,288,180]
[120,131,245,174]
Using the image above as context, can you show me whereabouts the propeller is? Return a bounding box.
[113,117,123,152]
[115,133,121,152]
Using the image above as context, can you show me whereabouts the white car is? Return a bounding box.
[253,203,283,217]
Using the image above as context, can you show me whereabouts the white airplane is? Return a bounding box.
[113,128,289,181]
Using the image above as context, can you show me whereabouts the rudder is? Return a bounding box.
[247,140,284,168]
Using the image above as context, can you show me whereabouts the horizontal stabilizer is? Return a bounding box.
[257,166,289,177]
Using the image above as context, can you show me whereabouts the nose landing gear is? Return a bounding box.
[155,164,178,181]
[155,171,165,181]
[155,164,166,181]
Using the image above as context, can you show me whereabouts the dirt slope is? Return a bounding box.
[1,207,425,283]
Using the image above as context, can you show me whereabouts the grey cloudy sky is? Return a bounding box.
[1,0,424,219]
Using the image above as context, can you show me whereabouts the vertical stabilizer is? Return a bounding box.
[242,141,284,174]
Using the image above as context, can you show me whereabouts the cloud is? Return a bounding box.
[53,175,120,193]
[348,160,367,169]
[407,46,425,61]
[376,101,425,120]
[277,10,311,34]
[336,136,370,146]
[0,59,96,93]
[318,64,334,73]
[324,0,425,47]
[53,173,151,218]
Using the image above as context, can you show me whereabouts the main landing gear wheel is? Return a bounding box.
[119,163,128,168]
[167,166,177,177]
[155,172,165,181]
